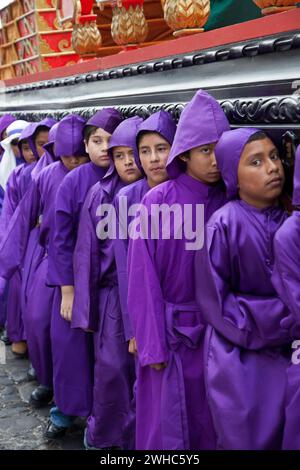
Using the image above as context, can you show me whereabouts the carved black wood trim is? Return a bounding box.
[7,95,300,126]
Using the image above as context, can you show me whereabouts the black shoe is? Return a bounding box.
[29,385,53,408]
[44,420,67,440]
[0,329,11,345]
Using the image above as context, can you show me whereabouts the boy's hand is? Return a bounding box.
[128,337,138,356]
[60,285,74,322]
[149,362,167,371]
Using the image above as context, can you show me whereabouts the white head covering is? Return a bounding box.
[0,120,29,190]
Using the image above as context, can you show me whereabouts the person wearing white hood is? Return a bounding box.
[0,120,29,201]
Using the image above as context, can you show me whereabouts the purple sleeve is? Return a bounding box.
[272,215,300,328]
[47,176,78,286]
[0,186,4,215]
[0,169,21,237]
[127,195,169,367]
[195,223,290,350]
[71,187,101,331]
[0,180,41,281]
[114,194,132,341]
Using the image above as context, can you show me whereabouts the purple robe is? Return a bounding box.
[1,119,55,342]
[47,162,107,286]
[21,121,58,316]
[46,110,122,416]
[47,108,122,287]
[272,146,300,449]
[72,116,142,448]
[128,175,225,450]
[0,115,19,324]
[1,164,34,340]
[127,90,230,450]
[115,110,177,341]
[114,178,150,341]
[46,114,95,417]
[194,127,291,450]
[0,161,68,386]
[26,162,68,387]
[0,114,16,159]
[113,178,149,450]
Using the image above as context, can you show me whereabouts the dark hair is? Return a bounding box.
[176,151,190,172]
[246,131,272,144]
[10,138,19,146]
[137,130,160,147]
[34,125,49,141]
[84,125,99,143]
[137,130,171,148]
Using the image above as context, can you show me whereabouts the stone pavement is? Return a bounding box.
[0,342,85,450]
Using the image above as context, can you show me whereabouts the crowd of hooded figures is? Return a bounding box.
[0,89,299,450]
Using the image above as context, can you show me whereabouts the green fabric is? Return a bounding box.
[205,0,300,31]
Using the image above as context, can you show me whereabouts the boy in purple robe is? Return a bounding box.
[21,119,58,317]
[72,116,143,449]
[44,109,122,439]
[194,127,291,449]
[127,90,229,450]
[272,145,300,449]
[0,115,89,411]
[115,110,177,348]
[48,108,122,326]
[113,111,176,448]
[0,120,29,338]
[1,119,55,356]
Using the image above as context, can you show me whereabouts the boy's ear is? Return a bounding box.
[84,139,89,154]
[178,152,189,163]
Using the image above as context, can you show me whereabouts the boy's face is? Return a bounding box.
[60,155,90,171]
[34,130,49,158]
[21,139,35,164]
[238,137,285,209]
[138,132,170,188]
[112,146,142,184]
[180,143,220,184]
[85,128,111,169]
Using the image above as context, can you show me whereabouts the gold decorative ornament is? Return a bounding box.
[72,19,102,57]
[56,0,101,57]
[111,4,148,47]
[36,12,53,31]
[163,0,210,37]
[39,36,56,54]
[58,38,72,52]
[253,0,299,14]
[53,17,61,30]
[40,56,52,70]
